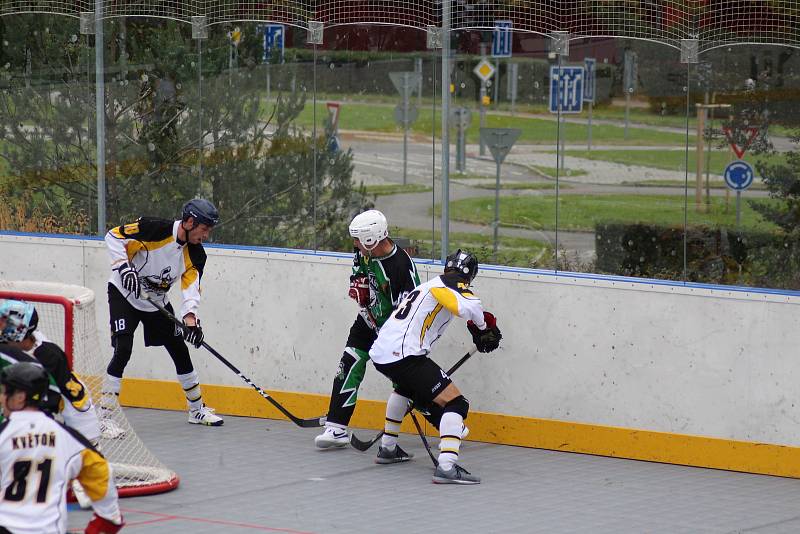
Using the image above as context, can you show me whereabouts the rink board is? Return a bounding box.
[2,232,800,478]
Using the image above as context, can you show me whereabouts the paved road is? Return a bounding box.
[342,134,774,259]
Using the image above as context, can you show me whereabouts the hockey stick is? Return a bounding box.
[349,346,478,452]
[143,294,327,428]
[409,410,439,467]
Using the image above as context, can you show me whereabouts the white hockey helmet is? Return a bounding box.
[349,210,389,251]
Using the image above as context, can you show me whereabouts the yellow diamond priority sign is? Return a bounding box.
[473,59,495,82]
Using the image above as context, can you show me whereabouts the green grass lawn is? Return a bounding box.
[473,182,566,190]
[438,194,778,232]
[623,179,768,191]
[363,183,432,196]
[559,149,782,176]
[526,165,587,178]
[295,93,799,140]
[391,226,552,267]
[291,102,692,146]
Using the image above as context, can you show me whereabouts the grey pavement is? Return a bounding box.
[67,407,800,534]
[349,136,768,258]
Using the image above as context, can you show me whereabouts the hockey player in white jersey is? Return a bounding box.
[0,362,124,534]
[103,198,222,427]
[0,300,101,444]
[369,249,502,484]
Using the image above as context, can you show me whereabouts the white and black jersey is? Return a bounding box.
[369,274,487,365]
[105,217,206,319]
[0,411,120,534]
[26,332,100,443]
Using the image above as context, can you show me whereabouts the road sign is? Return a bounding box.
[480,128,522,165]
[492,20,513,58]
[583,58,596,103]
[473,59,495,82]
[724,160,754,191]
[326,102,340,132]
[260,24,284,62]
[389,71,421,100]
[394,103,418,128]
[623,50,638,93]
[722,127,760,159]
[450,107,472,129]
[549,66,584,114]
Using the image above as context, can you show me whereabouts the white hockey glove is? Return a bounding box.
[116,263,140,299]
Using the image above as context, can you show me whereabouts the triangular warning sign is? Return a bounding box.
[722,127,759,159]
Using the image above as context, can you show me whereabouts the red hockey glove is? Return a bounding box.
[348,274,370,306]
[85,513,124,534]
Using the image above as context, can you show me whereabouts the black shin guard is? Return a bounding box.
[443,395,470,420]
[163,336,194,375]
[421,403,445,429]
[107,334,134,377]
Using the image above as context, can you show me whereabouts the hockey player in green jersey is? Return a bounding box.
[315,210,421,448]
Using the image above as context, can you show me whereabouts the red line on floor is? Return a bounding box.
[120,507,315,533]
[123,516,179,527]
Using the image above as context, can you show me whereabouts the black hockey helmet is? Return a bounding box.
[444,249,479,283]
[1,362,48,406]
[182,198,219,227]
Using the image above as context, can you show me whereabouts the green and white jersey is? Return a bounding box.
[353,243,420,329]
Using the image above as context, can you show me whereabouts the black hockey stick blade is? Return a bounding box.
[142,294,327,428]
[349,428,383,452]
[349,346,478,452]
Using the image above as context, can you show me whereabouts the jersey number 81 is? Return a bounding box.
[4,458,52,503]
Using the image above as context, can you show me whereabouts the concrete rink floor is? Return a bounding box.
[67,408,800,534]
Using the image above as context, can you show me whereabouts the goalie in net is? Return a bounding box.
[0,281,179,497]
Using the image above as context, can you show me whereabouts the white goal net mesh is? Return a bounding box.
[0,0,797,49]
[0,281,179,497]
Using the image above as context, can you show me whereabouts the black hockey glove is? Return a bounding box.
[182,320,204,348]
[116,263,140,299]
[467,311,502,353]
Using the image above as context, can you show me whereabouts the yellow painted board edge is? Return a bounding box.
[120,377,800,479]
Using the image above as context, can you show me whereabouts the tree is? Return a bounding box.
[0,15,365,252]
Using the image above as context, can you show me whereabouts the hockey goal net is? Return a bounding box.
[0,280,179,497]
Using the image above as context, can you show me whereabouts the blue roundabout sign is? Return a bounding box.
[724,160,755,191]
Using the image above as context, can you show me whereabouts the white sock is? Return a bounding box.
[380,392,409,450]
[437,412,464,471]
[101,375,122,411]
[177,371,203,412]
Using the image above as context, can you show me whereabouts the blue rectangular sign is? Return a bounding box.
[492,20,513,58]
[583,58,596,103]
[261,24,285,63]
[549,66,584,114]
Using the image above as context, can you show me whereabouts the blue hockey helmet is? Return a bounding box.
[182,198,219,227]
